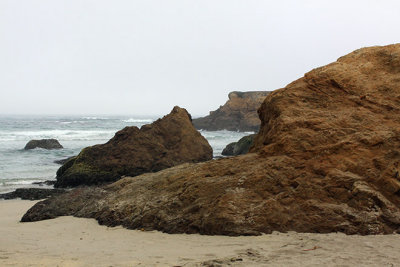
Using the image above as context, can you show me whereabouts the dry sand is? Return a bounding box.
[0,200,399,266]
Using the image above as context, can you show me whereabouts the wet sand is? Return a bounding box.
[1,199,399,266]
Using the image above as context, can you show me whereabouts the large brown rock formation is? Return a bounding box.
[192,91,270,131]
[23,44,400,235]
[54,106,213,187]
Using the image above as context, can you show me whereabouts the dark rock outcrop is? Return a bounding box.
[32,180,56,186]
[22,44,400,235]
[221,134,256,156]
[0,188,66,200]
[24,139,63,150]
[192,91,270,131]
[54,106,213,188]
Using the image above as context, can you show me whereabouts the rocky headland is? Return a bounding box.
[22,44,400,235]
[192,91,270,132]
[54,106,213,187]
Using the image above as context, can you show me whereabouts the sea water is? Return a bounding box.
[0,115,252,193]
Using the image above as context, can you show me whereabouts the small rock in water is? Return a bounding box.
[24,139,63,150]
[32,180,56,186]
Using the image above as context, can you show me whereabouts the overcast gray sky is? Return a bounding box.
[0,0,399,116]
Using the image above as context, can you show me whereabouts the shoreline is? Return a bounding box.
[1,199,400,266]
[0,112,253,195]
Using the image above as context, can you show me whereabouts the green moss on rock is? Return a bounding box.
[222,134,256,156]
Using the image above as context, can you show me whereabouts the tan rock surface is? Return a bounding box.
[23,44,400,235]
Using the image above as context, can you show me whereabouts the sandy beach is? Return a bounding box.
[0,200,398,266]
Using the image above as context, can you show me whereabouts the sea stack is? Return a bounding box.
[22,44,400,235]
[54,106,213,187]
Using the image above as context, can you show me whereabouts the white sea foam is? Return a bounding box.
[59,121,88,124]
[81,116,109,120]
[122,118,154,123]
[0,129,116,141]
[7,180,43,185]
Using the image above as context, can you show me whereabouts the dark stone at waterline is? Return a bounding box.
[32,180,56,186]
[0,188,66,200]
[222,134,256,156]
[54,156,76,165]
[24,139,63,150]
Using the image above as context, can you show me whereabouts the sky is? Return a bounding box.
[0,0,399,116]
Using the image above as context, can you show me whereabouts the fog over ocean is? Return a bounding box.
[0,115,251,193]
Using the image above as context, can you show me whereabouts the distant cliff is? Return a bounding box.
[192,91,271,132]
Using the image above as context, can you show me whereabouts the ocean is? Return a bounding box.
[0,115,252,193]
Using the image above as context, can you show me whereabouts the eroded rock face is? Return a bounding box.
[23,44,400,235]
[24,139,63,150]
[221,134,256,156]
[192,91,270,131]
[54,106,213,187]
